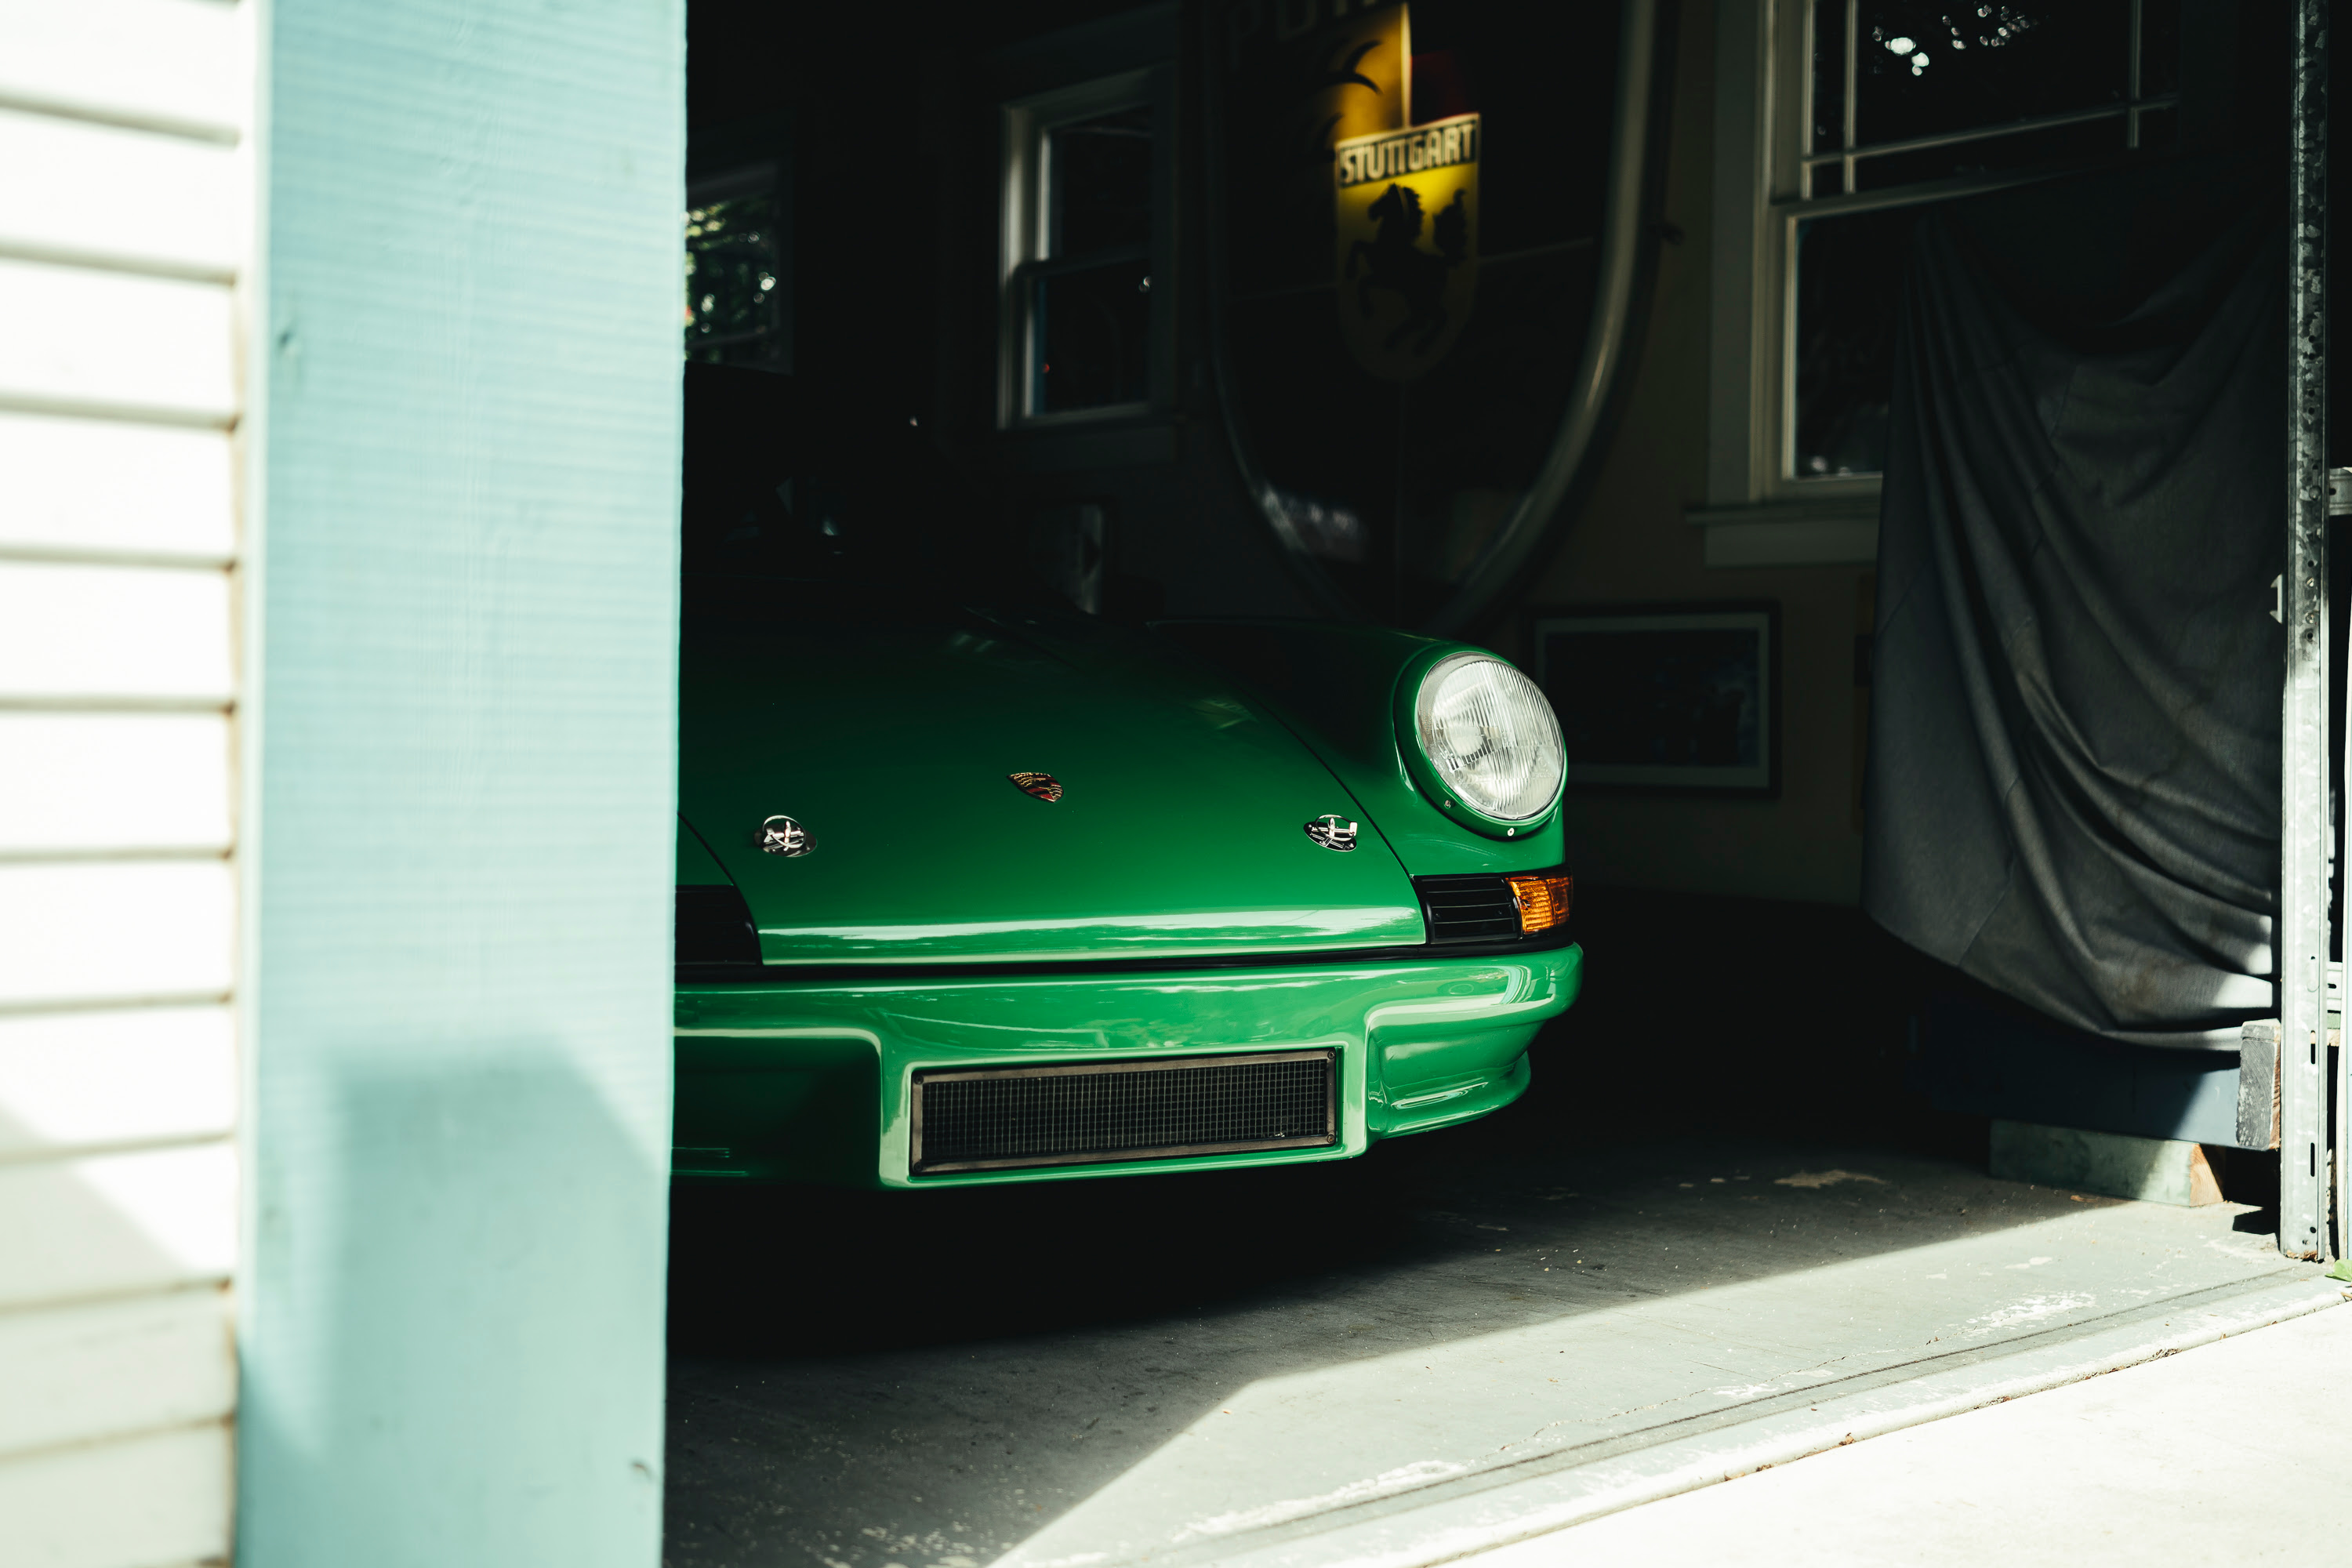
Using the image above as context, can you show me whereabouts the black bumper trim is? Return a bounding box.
[675,922,1575,987]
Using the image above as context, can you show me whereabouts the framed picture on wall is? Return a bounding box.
[1528,602,1780,796]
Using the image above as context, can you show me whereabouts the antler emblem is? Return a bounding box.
[755,815,816,856]
[1009,772,1064,802]
[1305,814,1359,851]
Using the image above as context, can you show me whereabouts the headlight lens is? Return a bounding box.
[1411,652,1564,822]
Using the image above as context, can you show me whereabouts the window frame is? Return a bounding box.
[1706,0,2176,528]
[997,67,1176,430]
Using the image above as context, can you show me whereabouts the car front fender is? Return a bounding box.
[1149,618,1565,877]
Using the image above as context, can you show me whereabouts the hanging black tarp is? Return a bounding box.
[1864,156,2286,1050]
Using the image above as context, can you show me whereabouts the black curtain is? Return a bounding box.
[1864,156,2286,1050]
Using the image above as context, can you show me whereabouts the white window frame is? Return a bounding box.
[997,66,1176,430]
[1699,0,2173,564]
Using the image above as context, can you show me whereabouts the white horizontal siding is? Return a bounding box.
[0,1420,232,1568]
[0,107,242,278]
[0,415,235,562]
[0,0,246,140]
[0,1286,234,1459]
[0,1007,235,1158]
[0,714,233,853]
[0,259,237,422]
[0,2,249,1559]
[0,862,235,1009]
[0,562,234,702]
[0,1143,238,1311]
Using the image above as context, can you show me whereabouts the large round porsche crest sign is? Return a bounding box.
[1208,0,1664,631]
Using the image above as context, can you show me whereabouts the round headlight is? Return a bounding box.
[1411,652,1564,822]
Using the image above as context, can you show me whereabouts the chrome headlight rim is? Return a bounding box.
[1392,644,1566,839]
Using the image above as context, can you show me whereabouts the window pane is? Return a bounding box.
[1794,207,1915,479]
[1033,259,1151,413]
[1812,0,1848,153]
[1852,111,2124,190]
[684,193,782,365]
[1048,105,1153,257]
[1856,1,2130,149]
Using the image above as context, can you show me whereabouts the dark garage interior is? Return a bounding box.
[661,2,2339,1563]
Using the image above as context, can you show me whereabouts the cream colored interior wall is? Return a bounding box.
[1500,2,1871,906]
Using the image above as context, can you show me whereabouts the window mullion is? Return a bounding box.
[1842,0,1858,193]
[1039,124,1058,262]
[1799,0,1817,198]
[2127,0,2143,149]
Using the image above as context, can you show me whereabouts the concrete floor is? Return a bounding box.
[662,1130,2314,1568]
[1466,1301,2352,1567]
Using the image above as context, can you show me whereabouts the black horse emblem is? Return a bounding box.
[1345,183,1471,356]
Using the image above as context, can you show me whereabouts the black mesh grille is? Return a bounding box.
[676,884,760,965]
[1415,874,1520,943]
[912,1051,1335,1174]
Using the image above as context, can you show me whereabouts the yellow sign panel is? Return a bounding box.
[1314,1,1410,146]
[1241,0,1410,245]
[1334,114,1479,381]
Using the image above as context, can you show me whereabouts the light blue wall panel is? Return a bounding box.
[241,3,682,1564]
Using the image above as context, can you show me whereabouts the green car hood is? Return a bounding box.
[677,597,1426,964]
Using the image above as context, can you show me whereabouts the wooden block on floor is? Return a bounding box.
[2237,1020,2281,1151]
[1990,1120,2223,1207]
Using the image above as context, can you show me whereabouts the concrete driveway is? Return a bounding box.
[1467,1301,2352,1566]
[662,1127,2320,1568]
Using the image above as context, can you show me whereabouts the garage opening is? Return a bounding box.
[664,2,2339,1564]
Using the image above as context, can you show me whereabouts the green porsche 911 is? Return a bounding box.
[671,366,1581,1187]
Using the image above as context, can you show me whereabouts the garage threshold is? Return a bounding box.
[662,1142,2331,1568]
[1073,1274,2345,1568]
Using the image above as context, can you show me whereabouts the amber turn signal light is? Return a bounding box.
[1504,873,1573,935]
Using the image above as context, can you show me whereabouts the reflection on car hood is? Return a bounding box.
[677,597,1425,964]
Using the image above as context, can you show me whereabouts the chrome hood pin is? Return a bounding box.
[756,815,816,856]
[1009,772,1064,802]
[1305,814,1359,851]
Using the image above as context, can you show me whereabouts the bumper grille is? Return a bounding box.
[911,1050,1336,1174]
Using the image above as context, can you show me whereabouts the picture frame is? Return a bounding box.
[1527,601,1781,796]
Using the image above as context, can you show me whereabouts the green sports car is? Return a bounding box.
[670,367,1581,1187]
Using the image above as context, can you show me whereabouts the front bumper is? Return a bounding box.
[672,943,1582,1187]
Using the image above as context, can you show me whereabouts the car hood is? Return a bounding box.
[677,594,1426,964]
